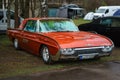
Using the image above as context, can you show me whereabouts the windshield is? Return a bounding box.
[96,9,106,13]
[39,20,79,32]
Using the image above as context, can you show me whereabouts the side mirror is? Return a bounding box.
[105,9,109,14]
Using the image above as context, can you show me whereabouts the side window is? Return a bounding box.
[100,18,112,27]
[24,20,37,32]
[7,11,21,25]
[6,11,14,20]
[0,11,3,20]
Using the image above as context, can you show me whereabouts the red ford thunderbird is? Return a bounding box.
[7,18,114,64]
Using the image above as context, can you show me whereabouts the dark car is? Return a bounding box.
[78,16,120,46]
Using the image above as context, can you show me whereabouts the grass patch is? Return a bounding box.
[0,63,65,78]
[0,35,10,45]
[73,18,91,26]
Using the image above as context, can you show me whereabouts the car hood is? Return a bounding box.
[41,31,112,48]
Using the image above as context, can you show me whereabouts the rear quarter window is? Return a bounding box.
[100,18,112,27]
[24,20,37,32]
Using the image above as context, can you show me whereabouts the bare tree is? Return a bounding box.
[14,0,19,28]
[19,0,30,18]
[7,0,10,28]
[105,0,120,5]
[30,0,37,17]
[19,0,25,17]
[24,0,30,18]
[38,0,42,17]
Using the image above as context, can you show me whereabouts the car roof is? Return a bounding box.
[99,6,120,8]
[98,16,120,19]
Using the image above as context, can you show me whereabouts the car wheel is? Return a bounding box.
[41,45,53,64]
[13,39,19,49]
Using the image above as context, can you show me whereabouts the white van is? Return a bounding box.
[0,9,23,33]
[93,6,120,19]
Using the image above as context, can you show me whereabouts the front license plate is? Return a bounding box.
[79,53,98,60]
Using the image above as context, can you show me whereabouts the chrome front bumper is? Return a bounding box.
[60,46,113,60]
[60,52,111,60]
[51,46,113,61]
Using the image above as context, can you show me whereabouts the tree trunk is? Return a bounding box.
[30,0,36,17]
[7,0,10,28]
[19,0,25,18]
[14,0,19,28]
[24,0,30,18]
[19,0,29,18]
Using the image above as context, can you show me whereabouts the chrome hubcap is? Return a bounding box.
[42,47,49,62]
[14,39,18,49]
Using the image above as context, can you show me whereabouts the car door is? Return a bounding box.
[21,20,40,55]
[109,18,120,44]
[84,18,106,33]
[78,19,101,31]
[99,18,112,37]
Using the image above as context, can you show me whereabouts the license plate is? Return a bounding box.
[79,53,98,60]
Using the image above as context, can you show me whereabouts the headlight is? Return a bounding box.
[102,45,114,52]
[60,48,75,55]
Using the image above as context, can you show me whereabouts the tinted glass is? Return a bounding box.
[100,18,112,27]
[111,19,120,27]
[24,20,37,32]
[6,11,14,20]
[0,11,3,20]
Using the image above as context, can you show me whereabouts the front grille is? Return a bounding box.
[93,16,99,19]
[73,47,103,56]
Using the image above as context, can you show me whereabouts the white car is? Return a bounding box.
[0,9,23,33]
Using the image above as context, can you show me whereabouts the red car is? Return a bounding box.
[7,18,114,64]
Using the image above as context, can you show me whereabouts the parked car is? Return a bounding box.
[7,17,114,64]
[0,9,23,34]
[78,16,120,46]
[93,6,120,19]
